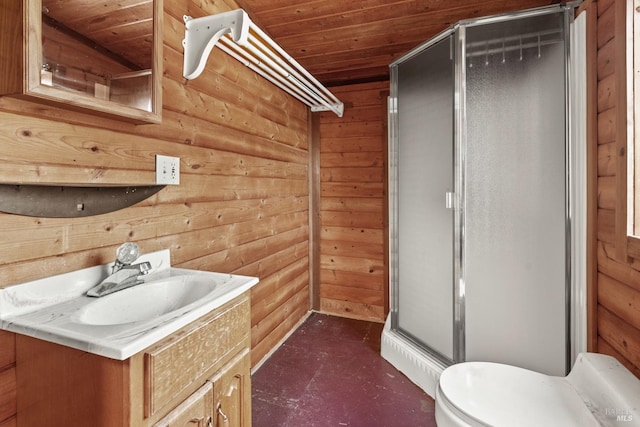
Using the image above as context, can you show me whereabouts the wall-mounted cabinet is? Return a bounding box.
[0,0,162,124]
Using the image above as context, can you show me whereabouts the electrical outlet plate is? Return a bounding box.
[155,155,180,185]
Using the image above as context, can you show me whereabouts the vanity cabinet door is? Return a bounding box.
[153,382,214,427]
[211,350,251,427]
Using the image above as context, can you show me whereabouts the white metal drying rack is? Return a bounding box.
[182,9,344,117]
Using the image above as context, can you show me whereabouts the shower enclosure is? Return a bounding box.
[382,4,586,395]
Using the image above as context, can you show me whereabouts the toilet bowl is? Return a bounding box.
[435,353,640,427]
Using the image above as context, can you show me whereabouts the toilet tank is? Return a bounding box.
[567,353,640,426]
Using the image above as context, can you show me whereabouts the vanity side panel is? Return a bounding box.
[15,336,130,427]
[0,330,15,370]
[0,368,15,427]
[0,331,16,426]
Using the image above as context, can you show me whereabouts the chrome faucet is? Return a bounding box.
[86,243,152,297]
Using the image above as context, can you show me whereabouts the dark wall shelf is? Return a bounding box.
[0,185,165,218]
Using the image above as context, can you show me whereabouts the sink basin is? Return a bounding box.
[74,274,221,326]
[0,249,259,360]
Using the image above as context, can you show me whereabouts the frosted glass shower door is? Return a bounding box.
[395,36,455,361]
[463,12,567,375]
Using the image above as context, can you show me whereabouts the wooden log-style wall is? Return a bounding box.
[0,1,311,424]
[2,1,640,424]
[317,82,389,322]
[592,0,640,377]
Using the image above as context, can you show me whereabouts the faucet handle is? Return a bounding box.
[116,242,140,264]
[112,242,141,273]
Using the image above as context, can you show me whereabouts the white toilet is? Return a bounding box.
[435,353,640,426]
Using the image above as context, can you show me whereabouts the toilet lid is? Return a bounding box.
[438,362,599,427]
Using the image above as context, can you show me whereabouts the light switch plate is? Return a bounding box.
[155,155,180,185]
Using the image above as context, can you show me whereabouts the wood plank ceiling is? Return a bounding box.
[236,0,561,86]
[44,0,562,86]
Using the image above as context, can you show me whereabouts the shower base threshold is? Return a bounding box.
[381,315,449,399]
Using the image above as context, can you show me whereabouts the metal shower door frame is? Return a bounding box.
[389,3,578,371]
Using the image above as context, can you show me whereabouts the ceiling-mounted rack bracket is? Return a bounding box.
[182,9,344,117]
[311,104,345,116]
[182,9,250,80]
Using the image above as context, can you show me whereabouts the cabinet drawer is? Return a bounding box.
[144,295,249,417]
[153,382,213,427]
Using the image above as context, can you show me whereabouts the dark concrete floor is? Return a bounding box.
[252,313,437,427]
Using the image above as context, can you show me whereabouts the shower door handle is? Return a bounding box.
[445,192,456,210]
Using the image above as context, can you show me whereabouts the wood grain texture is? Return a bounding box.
[251,285,310,366]
[598,142,617,176]
[0,0,162,123]
[152,382,214,427]
[598,272,640,331]
[16,335,130,426]
[309,111,321,310]
[236,0,559,85]
[598,338,640,378]
[14,292,251,427]
[0,332,14,371]
[0,332,14,426]
[317,81,387,322]
[0,368,16,425]
[0,1,311,423]
[594,0,640,376]
[598,305,640,369]
[0,2,637,421]
[43,0,154,70]
[209,349,252,427]
[613,0,628,262]
[0,2,23,95]
[586,0,601,353]
[144,295,249,417]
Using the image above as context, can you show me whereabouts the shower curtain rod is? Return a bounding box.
[182,9,344,117]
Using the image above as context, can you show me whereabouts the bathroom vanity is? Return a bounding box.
[16,292,251,426]
[0,249,258,426]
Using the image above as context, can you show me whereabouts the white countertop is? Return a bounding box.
[0,249,258,360]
